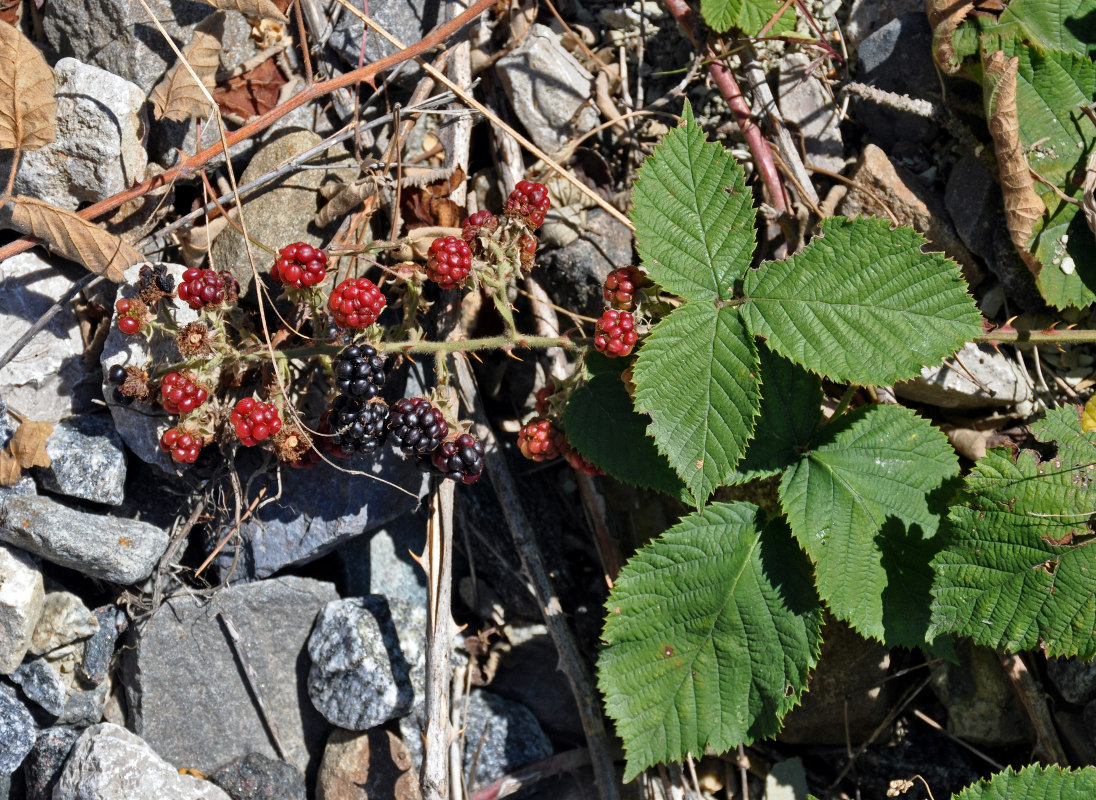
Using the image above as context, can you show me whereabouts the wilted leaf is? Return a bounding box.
[10,420,52,469]
[8,197,142,281]
[0,19,55,151]
[213,57,286,119]
[195,0,287,21]
[315,176,382,228]
[401,167,466,229]
[927,0,976,73]
[983,50,1045,277]
[0,447,20,485]
[150,12,224,122]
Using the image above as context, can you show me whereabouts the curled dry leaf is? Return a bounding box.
[10,419,52,469]
[150,12,224,122]
[195,0,287,22]
[315,175,383,228]
[984,50,1045,276]
[8,197,143,282]
[0,447,20,485]
[926,0,977,74]
[0,19,56,151]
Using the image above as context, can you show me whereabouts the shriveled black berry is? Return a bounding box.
[389,397,448,455]
[330,396,389,455]
[432,433,485,484]
[108,365,127,385]
[139,263,174,294]
[332,344,387,400]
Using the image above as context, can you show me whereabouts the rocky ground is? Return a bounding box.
[3,1,1096,799]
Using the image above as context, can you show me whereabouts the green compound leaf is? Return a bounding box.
[726,343,822,486]
[632,302,761,504]
[632,101,756,302]
[996,0,1096,59]
[700,0,795,35]
[599,502,822,781]
[740,217,982,385]
[780,404,960,646]
[929,405,1096,658]
[564,364,690,502]
[953,764,1096,800]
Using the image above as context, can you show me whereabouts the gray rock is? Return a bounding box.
[123,577,338,779]
[538,208,634,319]
[0,496,168,585]
[4,59,146,211]
[55,682,109,729]
[930,641,1029,746]
[844,0,924,49]
[0,394,13,448]
[894,343,1033,409]
[0,253,92,423]
[207,452,428,581]
[488,627,583,740]
[10,660,66,718]
[100,262,199,473]
[23,726,79,800]
[329,0,439,84]
[339,513,428,606]
[1049,656,1096,706]
[854,14,937,148]
[307,597,414,730]
[53,723,231,800]
[0,545,44,675]
[33,415,126,507]
[43,0,260,94]
[778,53,844,174]
[460,690,553,790]
[209,753,306,800]
[0,682,36,774]
[945,153,1000,268]
[78,607,125,687]
[495,24,600,156]
[30,591,97,658]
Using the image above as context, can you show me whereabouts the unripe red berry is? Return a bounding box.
[593,309,637,358]
[426,236,473,290]
[504,181,551,229]
[159,372,208,415]
[272,241,328,288]
[160,427,202,463]
[328,277,386,329]
[230,398,282,446]
[517,418,562,462]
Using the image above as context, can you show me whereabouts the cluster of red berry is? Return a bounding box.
[594,266,648,358]
[515,383,602,476]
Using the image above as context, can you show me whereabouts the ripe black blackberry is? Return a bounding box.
[329,396,390,455]
[432,434,485,484]
[332,344,386,399]
[107,364,132,406]
[389,397,448,455]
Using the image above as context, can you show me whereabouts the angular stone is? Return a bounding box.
[316,728,420,800]
[0,253,93,423]
[53,723,231,800]
[538,208,634,320]
[0,545,44,675]
[329,0,437,85]
[0,496,168,585]
[209,753,306,800]
[778,53,844,174]
[34,415,126,507]
[123,577,338,779]
[79,607,126,686]
[0,394,13,448]
[10,659,66,717]
[339,513,428,607]
[488,627,583,740]
[23,726,79,800]
[56,682,109,729]
[307,597,414,730]
[1048,656,1096,706]
[30,591,97,658]
[894,342,1033,409]
[6,59,146,211]
[0,682,36,774]
[460,690,553,790]
[844,0,924,49]
[496,24,600,156]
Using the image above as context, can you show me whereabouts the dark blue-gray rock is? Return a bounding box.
[53,724,231,800]
[329,0,438,85]
[1049,657,1096,706]
[9,660,65,718]
[30,591,97,657]
[209,753,306,800]
[307,597,413,730]
[206,452,427,580]
[0,544,44,675]
[23,726,79,800]
[0,495,168,584]
[123,577,338,780]
[78,607,126,686]
[33,415,126,507]
[55,682,108,729]
[460,690,553,789]
[488,628,583,740]
[339,512,428,606]
[0,682,36,774]
[854,14,937,148]
[0,394,13,448]
[538,208,634,320]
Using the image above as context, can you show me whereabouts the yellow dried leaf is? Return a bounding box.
[151,12,224,122]
[8,197,142,282]
[984,50,1045,276]
[10,420,52,469]
[0,19,56,151]
[1082,396,1096,433]
[196,0,287,22]
[926,0,976,74]
[0,448,21,485]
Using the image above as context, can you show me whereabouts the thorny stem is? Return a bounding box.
[278,333,579,361]
[975,329,1096,345]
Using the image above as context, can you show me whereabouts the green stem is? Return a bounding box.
[278,333,582,361]
[974,329,1096,345]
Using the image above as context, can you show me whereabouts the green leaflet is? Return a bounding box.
[700,0,795,35]
[598,502,822,781]
[952,764,1096,799]
[997,0,1096,58]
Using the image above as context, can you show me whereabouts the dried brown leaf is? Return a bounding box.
[10,420,52,469]
[1083,148,1096,238]
[0,19,56,151]
[212,57,286,120]
[315,176,383,228]
[926,0,976,74]
[8,197,142,282]
[0,447,21,485]
[151,12,224,122]
[196,0,287,22]
[984,50,1045,275]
